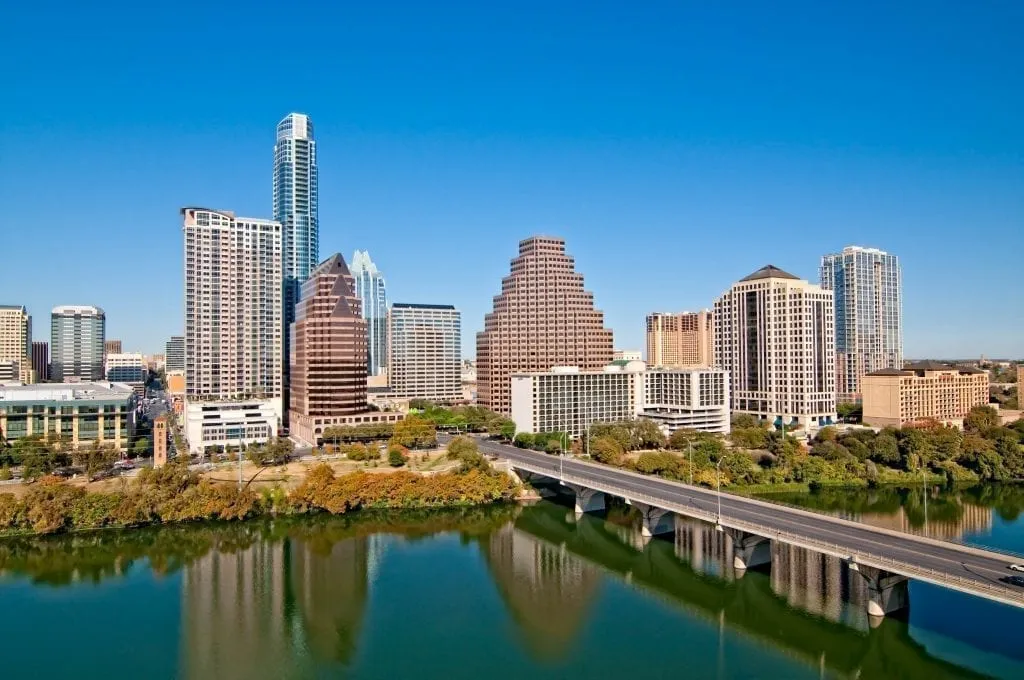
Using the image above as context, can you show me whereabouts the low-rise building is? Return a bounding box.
[185,400,279,455]
[862,361,989,429]
[0,382,136,450]
[510,361,730,438]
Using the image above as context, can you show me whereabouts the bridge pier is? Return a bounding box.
[627,500,676,539]
[725,528,771,573]
[852,564,909,622]
[564,484,605,515]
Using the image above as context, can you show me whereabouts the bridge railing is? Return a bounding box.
[525,463,1024,605]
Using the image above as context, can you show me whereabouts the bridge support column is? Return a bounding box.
[564,484,605,515]
[628,500,676,539]
[725,529,771,573]
[853,564,909,622]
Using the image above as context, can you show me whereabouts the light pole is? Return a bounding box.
[922,464,929,533]
[715,457,725,526]
[688,439,694,486]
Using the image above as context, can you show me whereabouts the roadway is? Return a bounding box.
[469,436,1024,610]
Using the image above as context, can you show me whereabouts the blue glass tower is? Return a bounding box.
[351,250,388,376]
[274,113,318,422]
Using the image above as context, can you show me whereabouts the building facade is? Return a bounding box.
[351,250,388,376]
[289,254,399,446]
[50,305,105,382]
[0,305,32,383]
[181,207,283,422]
[714,265,836,431]
[388,303,461,402]
[274,113,319,421]
[510,362,730,438]
[820,246,902,403]
[862,362,989,429]
[185,400,278,455]
[165,336,185,373]
[613,350,642,362]
[477,236,614,414]
[31,341,49,382]
[0,382,135,449]
[105,339,122,356]
[645,311,713,368]
[642,368,731,435]
[105,352,147,389]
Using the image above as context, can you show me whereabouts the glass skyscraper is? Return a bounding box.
[351,250,388,376]
[820,246,902,403]
[274,113,318,420]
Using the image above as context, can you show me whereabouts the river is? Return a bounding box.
[2,483,1024,679]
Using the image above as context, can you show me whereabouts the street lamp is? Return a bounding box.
[688,439,693,486]
[922,464,929,533]
[715,457,725,527]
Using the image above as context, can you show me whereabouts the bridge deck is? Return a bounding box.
[473,437,1024,610]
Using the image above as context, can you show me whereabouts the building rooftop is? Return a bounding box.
[392,303,457,310]
[865,368,911,376]
[0,382,135,402]
[51,304,104,315]
[867,361,989,377]
[739,265,800,282]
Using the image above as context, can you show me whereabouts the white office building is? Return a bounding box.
[388,303,461,402]
[184,400,279,455]
[510,361,729,439]
[714,265,837,431]
[820,246,902,403]
[105,352,147,394]
[181,207,283,437]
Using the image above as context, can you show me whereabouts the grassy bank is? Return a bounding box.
[0,461,519,538]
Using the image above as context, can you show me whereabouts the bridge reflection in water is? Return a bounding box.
[504,496,1004,679]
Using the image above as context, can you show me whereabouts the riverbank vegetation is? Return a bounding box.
[0,438,518,537]
[567,406,1024,489]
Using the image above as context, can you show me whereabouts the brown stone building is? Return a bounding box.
[290,254,400,445]
[862,361,989,428]
[646,311,713,368]
[153,415,168,467]
[477,236,613,414]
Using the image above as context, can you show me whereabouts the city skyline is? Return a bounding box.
[2,3,1022,358]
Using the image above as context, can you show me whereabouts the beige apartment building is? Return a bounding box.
[646,311,713,368]
[862,361,989,428]
[477,236,613,415]
[0,305,33,383]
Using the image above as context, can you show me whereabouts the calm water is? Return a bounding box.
[2,484,1024,680]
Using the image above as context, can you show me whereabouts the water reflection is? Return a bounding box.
[1,498,1022,679]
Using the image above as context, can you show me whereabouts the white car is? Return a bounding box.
[1008,564,1024,572]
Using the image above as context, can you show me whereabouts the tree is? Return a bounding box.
[731,426,770,450]
[513,433,534,449]
[837,402,863,423]
[0,465,11,481]
[388,444,408,467]
[590,436,624,465]
[390,415,437,449]
[870,431,901,466]
[133,437,152,458]
[72,442,119,481]
[446,436,479,461]
[632,419,667,450]
[667,428,700,451]
[964,405,1000,433]
[731,413,762,430]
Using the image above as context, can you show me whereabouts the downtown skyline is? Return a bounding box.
[2,2,1021,359]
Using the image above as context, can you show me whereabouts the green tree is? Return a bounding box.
[731,426,770,450]
[964,405,1000,433]
[590,436,625,465]
[0,465,11,481]
[72,442,119,481]
[731,413,762,430]
[667,428,700,451]
[513,433,535,449]
[836,402,863,423]
[387,445,408,467]
[870,431,901,466]
[133,437,152,458]
[390,415,437,449]
[632,419,667,450]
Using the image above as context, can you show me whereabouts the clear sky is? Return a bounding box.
[1,1,1022,359]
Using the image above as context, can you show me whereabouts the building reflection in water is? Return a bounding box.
[483,523,600,660]
[179,533,371,679]
[771,542,869,630]
[673,516,733,580]
[842,502,992,542]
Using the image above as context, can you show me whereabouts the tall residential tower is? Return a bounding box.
[50,305,105,382]
[477,236,613,414]
[0,305,32,383]
[820,246,902,403]
[714,265,836,431]
[351,250,388,377]
[274,113,319,421]
[645,311,713,368]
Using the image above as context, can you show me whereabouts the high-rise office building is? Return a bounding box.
[351,250,388,376]
[50,305,105,382]
[290,254,399,446]
[181,207,283,413]
[105,339,122,356]
[31,341,49,382]
[646,311,713,368]
[165,335,185,373]
[820,246,902,403]
[477,236,614,414]
[274,113,318,422]
[105,352,147,385]
[388,304,461,402]
[714,265,836,431]
[0,305,32,383]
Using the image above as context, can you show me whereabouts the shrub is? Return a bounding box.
[388,445,409,467]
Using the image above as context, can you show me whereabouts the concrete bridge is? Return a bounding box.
[472,437,1024,622]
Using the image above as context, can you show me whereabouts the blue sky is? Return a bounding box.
[1,0,1022,359]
